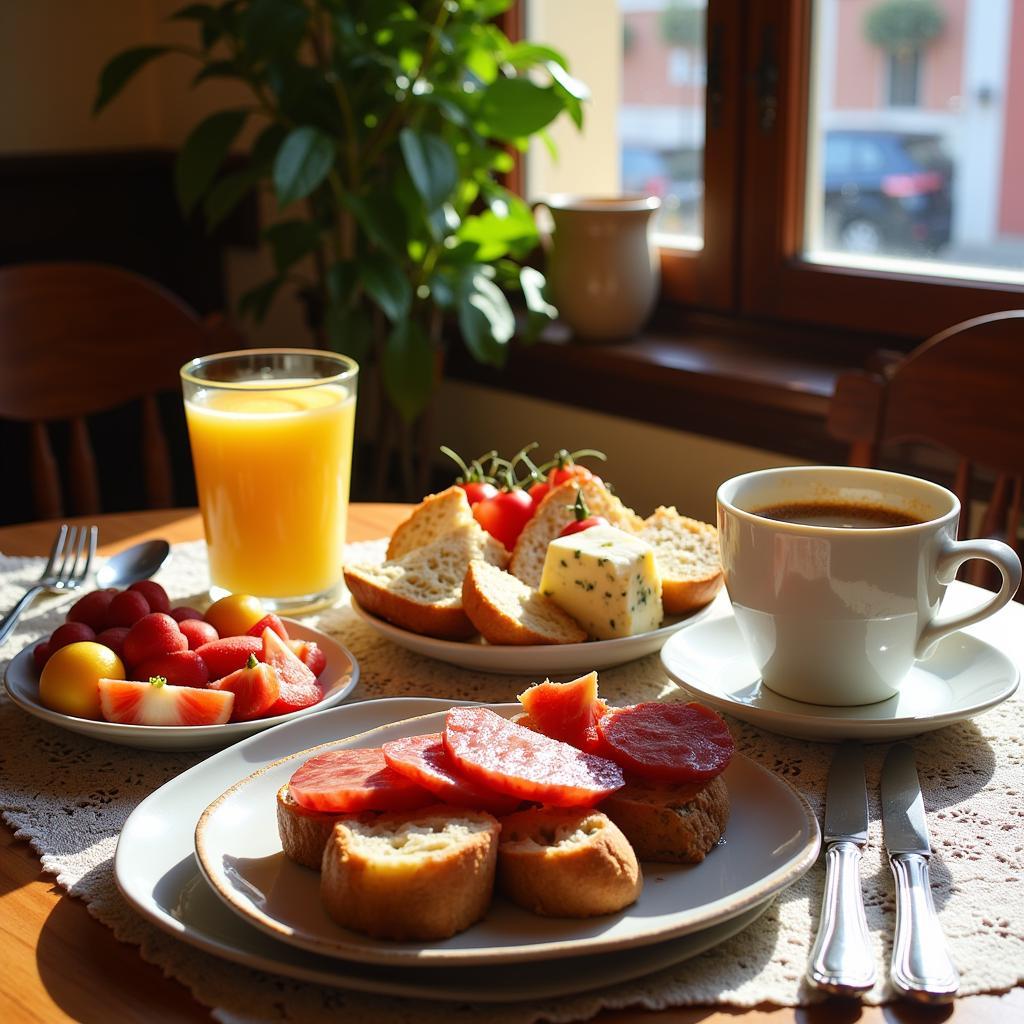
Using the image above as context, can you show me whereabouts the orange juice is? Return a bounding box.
[184,381,356,605]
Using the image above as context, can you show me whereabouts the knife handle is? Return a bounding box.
[890,853,959,1003]
[807,840,876,994]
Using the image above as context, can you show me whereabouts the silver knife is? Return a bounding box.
[806,741,876,994]
[881,743,959,1003]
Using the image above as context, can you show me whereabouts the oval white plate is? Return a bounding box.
[194,702,819,967]
[350,593,723,675]
[660,614,1019,742]
[3,619,358,751]
[116,697,773,1002]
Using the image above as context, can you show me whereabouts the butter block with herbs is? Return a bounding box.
[539,524,664,640]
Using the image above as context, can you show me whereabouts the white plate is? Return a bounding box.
[194,701,819,967]
[661,614,1019,742]
[116,697,775,1004]
[350,593,722,675]
[3,619,358,751]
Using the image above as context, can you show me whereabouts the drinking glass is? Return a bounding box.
[181,349,358,612]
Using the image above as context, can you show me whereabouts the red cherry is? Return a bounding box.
[123,613,188,668]
[33,641,52,674]
[178,618,218,650]
[169,606,205,623]
[106,589,151,628]
[67,589,117,631]
[49,621,97,654]
[129,580,170,615]
[95,627,131,661]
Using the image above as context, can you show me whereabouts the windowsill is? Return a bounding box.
[446,310,908,462]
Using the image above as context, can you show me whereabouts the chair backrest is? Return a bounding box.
[828,310,1024,591]
[0,262,241,519]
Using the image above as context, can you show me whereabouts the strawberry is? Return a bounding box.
[196,636,263,680]
[124,613,187,668]
[247,613,290,641]
[288,639,327,678]
[210,654,280,721]
[262,629,321,715]
[134,650,210,689]
[98,676,233,726]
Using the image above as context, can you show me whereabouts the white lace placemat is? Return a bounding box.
[1,539,1022,1022]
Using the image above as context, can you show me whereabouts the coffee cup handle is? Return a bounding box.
[917,537,1022,657]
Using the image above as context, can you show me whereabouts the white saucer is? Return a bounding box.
[660,615,1019,742]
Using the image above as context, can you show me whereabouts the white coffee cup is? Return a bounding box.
[716,466,1022,706]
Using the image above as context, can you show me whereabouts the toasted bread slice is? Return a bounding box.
[277,784,349,870]
[599,773,729,864]
[638,506,723,614]
[386,485,477,560]
[498,807,641,917]
[462,559,587,646]
[509,479,643,587]
[320,805,500,941]
[345,525,508,639]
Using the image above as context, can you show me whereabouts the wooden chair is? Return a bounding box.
[0,262,243,520]
[828,309,1024,593]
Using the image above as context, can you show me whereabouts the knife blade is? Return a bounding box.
[881,743,959,1003]
[806,741,876,994]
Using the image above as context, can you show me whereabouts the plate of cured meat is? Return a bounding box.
[191,679,820,968]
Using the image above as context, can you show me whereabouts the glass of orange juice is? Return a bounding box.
[180,349,358,612]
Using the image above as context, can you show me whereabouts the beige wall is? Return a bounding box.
[1,0,802,506]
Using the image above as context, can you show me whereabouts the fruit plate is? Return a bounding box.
[349,591,725,675]
[2,620,358,751]
[116,697,774,1003]
[193,701,819,968]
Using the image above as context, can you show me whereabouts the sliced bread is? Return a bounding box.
[344,524,508,639]
[599,773,729,864]
[497,807,642,917]
[509,478,643,587]
[386,485,477,560]
[277,784,349,870]
[637,506,723,614]
[462,559,587,646]
[320,805,500,940]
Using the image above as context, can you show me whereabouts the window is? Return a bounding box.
[524,0,1024,339]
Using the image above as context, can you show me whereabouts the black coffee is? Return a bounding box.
[752,500,923,529]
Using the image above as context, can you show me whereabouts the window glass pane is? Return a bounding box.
[805,0,1024,284]
[621,0,706,248]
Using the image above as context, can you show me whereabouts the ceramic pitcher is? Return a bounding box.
[535,195,661,341]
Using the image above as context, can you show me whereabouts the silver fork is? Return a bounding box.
[0,524,98,645]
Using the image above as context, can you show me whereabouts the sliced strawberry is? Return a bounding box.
[247,613,290,641]
[135,650,210,689]
[98,676,233,726]
[383,733,521,815]
[517,672,609,754]
[289,747,434,813]
[262,628,321,715]
[209,654,280,721]
[196,635,262,680]
[288,639,327,677]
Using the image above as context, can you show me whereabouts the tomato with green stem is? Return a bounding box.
[558,487,610,537]
[472,464,535,550]
[440,446,499,506]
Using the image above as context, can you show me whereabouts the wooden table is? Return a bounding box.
[0,507,1019,1024]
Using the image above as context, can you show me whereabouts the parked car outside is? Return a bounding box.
[823,130,953,255]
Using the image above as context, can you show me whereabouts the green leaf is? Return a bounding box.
[273,126,336,207]
[399,129,457,211]
[203,166,258,230]
[361,252,411,323]
[175,109,248,216]
[476,77,565,140]
[341,193,406,257]
[94,46,169,113]
[239,277,284,321]
[457,270,514,367]
[264,220,322,273]
[169,3,226,48]
[192,60,246,86]
[501,42,568,71]
[251,123,288,165]
[547,60,590,101]
[242,0,310,59]
[457,197,537,262]
[383,319,435,423]
[325,303,372,365]
[326,261,359,306]
[520,266,557,319]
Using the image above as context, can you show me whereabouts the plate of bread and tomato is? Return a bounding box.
[344,478,724,674]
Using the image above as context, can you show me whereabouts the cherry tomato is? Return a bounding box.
[459,481,498,506]
[473,489,535,550]
[528,480,551,508]
[548,464,602,489]
[559,515,609,538]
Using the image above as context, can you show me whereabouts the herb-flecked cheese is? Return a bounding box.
[538,524,663,640]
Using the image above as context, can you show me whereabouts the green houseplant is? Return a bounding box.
[95,0,583,492]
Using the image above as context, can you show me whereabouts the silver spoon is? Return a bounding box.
[95,539,172,588]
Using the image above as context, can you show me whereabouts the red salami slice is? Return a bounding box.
[382,733,521,816]
[443,707,624,807]
[597,702,734,782]
[288,748,434,813]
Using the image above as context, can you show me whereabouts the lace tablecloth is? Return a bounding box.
[1,539,1022,1023]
